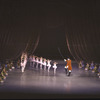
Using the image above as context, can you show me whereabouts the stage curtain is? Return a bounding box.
[65,0,100,63]
[0,0,100,63]
[0,0,40,61]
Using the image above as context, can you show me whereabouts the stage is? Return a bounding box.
[0,60,100,99]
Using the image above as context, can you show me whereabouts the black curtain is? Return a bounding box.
[0,0,40,61]
[0,0,100,63]
[65,0,100,63]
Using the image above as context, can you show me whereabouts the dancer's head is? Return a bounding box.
[67,58,70,60]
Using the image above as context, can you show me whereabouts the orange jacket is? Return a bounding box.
[66,59,72,70]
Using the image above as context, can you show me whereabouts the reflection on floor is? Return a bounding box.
[0,60,100,99]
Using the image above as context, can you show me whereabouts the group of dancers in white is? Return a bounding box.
[20,52,58,74]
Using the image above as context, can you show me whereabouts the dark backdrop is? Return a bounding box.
[0,0,100,63]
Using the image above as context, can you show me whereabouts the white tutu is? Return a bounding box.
[12,67,15,69]
[85,68,88,71]
[0,80,4,83]
[53,65,57,69]
[47,64,51,67]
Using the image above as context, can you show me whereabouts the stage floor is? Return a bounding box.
[0,60,100,99]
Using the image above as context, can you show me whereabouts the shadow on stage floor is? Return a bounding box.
[0,92,100,99]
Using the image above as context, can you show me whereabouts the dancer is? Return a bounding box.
[0,64,8,82]
[43,58,47,71]
[6,61,10,72]
[32,55,36,62]
[85,63,90,71]
[97,64,100,78]
[21,52,27,73]
[90,61,94,70]
[36,56,39,69]
[2,64,8,76]
[53,62,58,75]
[78,61,83,68]
[29,55,33,67]
[21,59,24,72]
[21,52,25,61]
[40,57,43,69]
[10,61,15,70]
[36,56,39,63]
[32,55,36,68]
[0,72,4,83]
[9,61,12,71]
[0,66,6,81]
[17,59,21,69]
[0,76,3,83]
[47,59,51,72]
[92,64,98,73]
[64,58,72,76]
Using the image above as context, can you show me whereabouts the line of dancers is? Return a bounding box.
[0,60,15,83]
[78,61,100,78]
[20,52,58,74]
[29,55,58,75]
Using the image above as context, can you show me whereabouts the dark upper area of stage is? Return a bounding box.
[0,0,100,62]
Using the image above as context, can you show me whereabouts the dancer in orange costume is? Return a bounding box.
[64,58,72,76]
